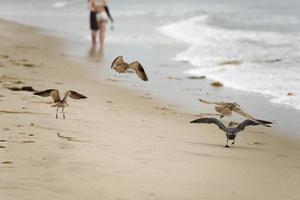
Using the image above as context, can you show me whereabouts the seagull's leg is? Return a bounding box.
[62,107,65,119]
[225,139,230,148]
[231,140,235,145]
[56,107,59,119]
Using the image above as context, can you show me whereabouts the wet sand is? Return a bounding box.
[1,19,300,200]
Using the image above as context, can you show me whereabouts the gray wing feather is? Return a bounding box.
[190,117,227,131]
[255,119,273,125]
[237,120,260,131]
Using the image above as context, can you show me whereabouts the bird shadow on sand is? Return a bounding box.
[178,150,245,160]
[183,141,259,151]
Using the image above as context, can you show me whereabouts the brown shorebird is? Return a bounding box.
[110,56,148,81]
[190,117,272,147]
[34,89,87,119]
[199,98,270,127]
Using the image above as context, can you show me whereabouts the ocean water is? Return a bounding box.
[1,0,300,111]
[158,1,300,110]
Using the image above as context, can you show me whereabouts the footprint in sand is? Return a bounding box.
[155,106,171,111]
[2,161,13,164]
[277,154,289,158]
[106,78,118,82]
[247,141,266,146]
[14,80,24,84]
[21,141,35,144]
[0,54,9,59]
[186,75,206,80]
[54,82,64,85]
[140,96,152,100]
[22,63,35,67]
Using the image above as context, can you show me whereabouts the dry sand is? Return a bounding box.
[1,19,300,200]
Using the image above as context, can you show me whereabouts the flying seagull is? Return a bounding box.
[199,98,270,127]
[34,89,87,119]
[110,56,148,81]
[190,117,272,147]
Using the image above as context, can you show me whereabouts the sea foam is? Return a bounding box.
[159,15,300,110]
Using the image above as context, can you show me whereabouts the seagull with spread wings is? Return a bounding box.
[110,56,148,81]
[199,98,270,127]
[34,89,87,119]
[190,117,272,147]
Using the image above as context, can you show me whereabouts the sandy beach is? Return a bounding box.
[1,19,300,200]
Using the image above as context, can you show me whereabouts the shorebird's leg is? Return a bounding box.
[231,140,235,145]
[62,107,65,119]
[56,107,59,119]
[225,139,230,148]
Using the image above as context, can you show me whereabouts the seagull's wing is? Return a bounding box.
[232,106,270,127]
[236,119,261,131]
[190,117,227,131]
[110,56,124,68]
[111,56,128,73]
[34,89,60,103]
[215,106,232,116]
[232,106,255,119]
[218,103,240,118]
[128,61,148,81]
[199,98,228,106]
[65,90,87,100]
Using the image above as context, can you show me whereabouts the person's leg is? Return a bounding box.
[90,11,98,46]
[91,30,97,46]
[98,21,107,50]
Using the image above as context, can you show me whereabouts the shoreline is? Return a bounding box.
[74,38,300,138]
[1,18,300,200]
[1,14,300,137]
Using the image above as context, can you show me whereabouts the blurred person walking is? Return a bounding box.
[88,0,113,50]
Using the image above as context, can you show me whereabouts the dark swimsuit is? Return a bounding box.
[90,11,98,31]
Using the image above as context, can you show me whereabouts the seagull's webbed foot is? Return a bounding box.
[225,139,230,148]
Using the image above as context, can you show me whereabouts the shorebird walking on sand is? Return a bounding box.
[199,98,270,127]
[190,117,272,148]
[110,56,148,81]
[34,89,87,119]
